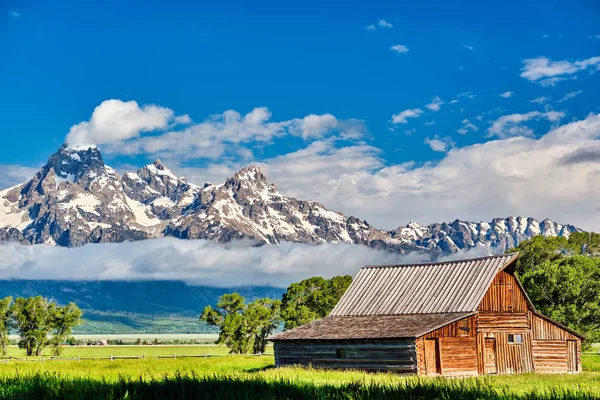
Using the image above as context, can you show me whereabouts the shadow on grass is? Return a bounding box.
[246,364,277,373]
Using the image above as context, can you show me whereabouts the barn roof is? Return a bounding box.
[330,253,519,316]
[269,312,475,341]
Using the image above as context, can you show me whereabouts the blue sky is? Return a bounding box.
[2,0,600,229]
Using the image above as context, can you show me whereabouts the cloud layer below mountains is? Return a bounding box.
[0,238,438,287]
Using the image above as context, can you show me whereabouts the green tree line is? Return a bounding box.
[200,275,352,354]
[0,296,82,356]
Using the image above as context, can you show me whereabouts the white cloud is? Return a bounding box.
[390,44,409,54]
[457,91,476,99]
[365,20,393,31]
[0,165,40,189]
[66,99,177,148]
[174,114,192,124]
[8,11,20,17]
[520,56,600,84]
[499,91,514,98]
[449,99,459,104]
[557,90,582,103]
[426,96,444,112]
[71,102,352,161]
[424,120,435,126]
[0,239,426,287]
[391,109,423,124]
[488,111,565,139]
[292,114,338,139]
[463,45,475,51]
[425,137,452,152]
[530,96,551,104]
[457,119,478,135]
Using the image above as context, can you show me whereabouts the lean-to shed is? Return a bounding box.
[270,253,584,376]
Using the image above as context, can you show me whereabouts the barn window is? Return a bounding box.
[336,349,346,358]
[508,334,522,344]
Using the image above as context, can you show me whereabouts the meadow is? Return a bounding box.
[0,345,599,399]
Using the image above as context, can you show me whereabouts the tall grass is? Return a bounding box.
[0,373,598,400]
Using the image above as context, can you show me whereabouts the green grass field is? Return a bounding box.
[0,345,599,399]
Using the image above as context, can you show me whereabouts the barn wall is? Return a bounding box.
[530,314,581,373]
[476,331,534,374]
[477,270,529,312]
[273,340,416,373]
[478,313,529,331]
[416,315,478,376]
[530,314,580,341]
[532,340,568,373]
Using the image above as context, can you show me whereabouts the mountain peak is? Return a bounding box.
[142,160,179,182]
[232,166,267,183]
[153,159,167,170]
[45,144,105,183]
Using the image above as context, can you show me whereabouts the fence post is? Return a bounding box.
[142,355,145,360]
[41,358,44,364]
[173,354,176,359]
[110,355,113,362]
[77,355,80,362]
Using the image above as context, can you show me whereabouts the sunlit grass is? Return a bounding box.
[0,346,598,399]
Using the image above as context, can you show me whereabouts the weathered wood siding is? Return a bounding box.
[532,340,568,373]
[530,314,581,373]
[476,331,534,374]
[531,314,580,341]
[478,313,529,331]
[274,340,416,372]
[416,315,477,376]
[477,270,529,312]
[439,338,478,376]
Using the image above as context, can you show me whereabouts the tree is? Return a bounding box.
[520,255,600,344]
[280,275,352,330]
[10,296,83,356]
[50,302,83,355]
[244,298,281,354]
[200,293,281,354]
[0,297,12,356]
[512,232,600,274]
[11,296,56,356]
[510,232,600,347]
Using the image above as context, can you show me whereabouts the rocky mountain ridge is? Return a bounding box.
[0,145,580,254]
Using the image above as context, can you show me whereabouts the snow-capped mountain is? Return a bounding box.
[0,145,580,253]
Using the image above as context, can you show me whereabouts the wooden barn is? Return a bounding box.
[270,253,584,376]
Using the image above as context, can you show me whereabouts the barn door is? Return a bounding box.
[484,338,497,374]
[424,338,441,375]
[567,340,578,372]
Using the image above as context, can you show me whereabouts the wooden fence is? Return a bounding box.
[1,353,273,364]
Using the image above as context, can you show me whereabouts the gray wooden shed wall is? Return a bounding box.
[273,340,417,373]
